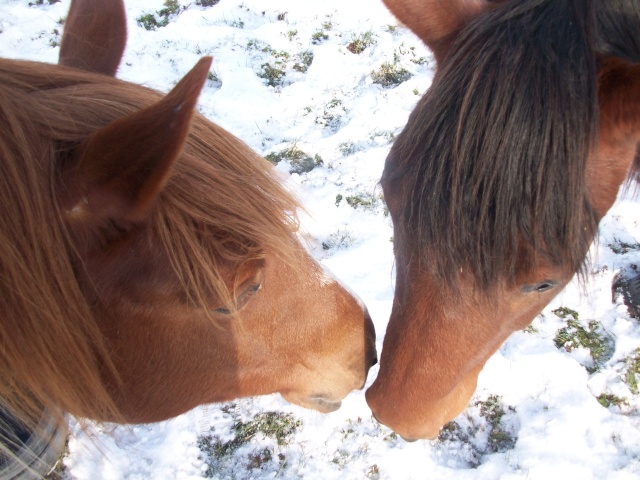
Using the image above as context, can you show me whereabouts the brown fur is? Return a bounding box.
[368,0,640,440]
[0,57,298,424]
[0,0,376,444]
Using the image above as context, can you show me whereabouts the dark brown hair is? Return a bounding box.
[385,0,640,289]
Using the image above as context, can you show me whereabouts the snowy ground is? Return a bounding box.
[1,0,640,478]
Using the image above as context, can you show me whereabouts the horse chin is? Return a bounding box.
[307,396,343,413]
[280,393,342,413]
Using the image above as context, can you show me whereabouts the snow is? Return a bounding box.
[1,0,639,478]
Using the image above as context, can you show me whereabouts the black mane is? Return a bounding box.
[384,0,640,290]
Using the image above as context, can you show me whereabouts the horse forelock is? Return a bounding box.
[0,58,299,424]
[389,0,605,292]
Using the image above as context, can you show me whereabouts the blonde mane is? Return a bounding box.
[0,58,299,426]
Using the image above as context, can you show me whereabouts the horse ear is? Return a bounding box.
[599,60,640,136]
[383,0,488,63]
[59,57,213,252]
[59,0,127,76]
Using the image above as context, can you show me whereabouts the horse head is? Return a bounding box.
[367,0,640,439]
[0,0,376,428]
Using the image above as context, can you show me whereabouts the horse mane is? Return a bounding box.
[386,0,640,291]
[0,58,299,426]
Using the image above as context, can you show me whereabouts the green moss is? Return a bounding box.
[437,395,517,467]
[265,145,322,174]
[346,193,376,209]
[258,63,286,87]
[597,393,628,409]
[552,306,579,321]
[198,410,301,477]
[371,61,411,87]
[315,98,346,130]
[623,348,640,394]
[256,47,311,87]
[608,240,640,255]
[553,308,615,372]
[293,50,314,73]
[478,395,517,453]
[346,31,377,54]
[338,141,357,156]
[322,230,355,250]
[311,30,329,44]
[366,464,381,479]
[136,0,182,30]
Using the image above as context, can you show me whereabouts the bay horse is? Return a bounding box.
[367,0,640,440]
[0,0,376,470]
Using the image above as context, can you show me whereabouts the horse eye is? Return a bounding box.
[213,283,262,315]
[522,281,557,294]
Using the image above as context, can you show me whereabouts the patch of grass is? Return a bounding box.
[265,145,322,174]
[29,0,60,5]
[336,191,384,213]
[323,230,355,250]
[371,47,421,87]
[137,14,161,30]
[198,410,301,478]
[346,193,376,209]
[397,42,428,65]
[312,30,329,44]
[366,464,381,480]
[553,306,580,321]
[613,267,640,320]
[196,0,220,6]
[553,307,615,372]
[338,141,358,156]
[315,98,347,130]
[346,31,377,54]
[371,60,412,87]
[478,395,517,453]
[137,0,183,30]
[330,418,373,469]
[597,393,628,409]
[293,50,314,73]
[436,395,517,468]
[228,18,245,28]
[254,47,312,87]
[49,28,60,47]
[609,239,640,255]
[258,63,286,87]
[206,70,222,89]
[623,348,640,394]
[286,29,298,41]
[369,129,397,144]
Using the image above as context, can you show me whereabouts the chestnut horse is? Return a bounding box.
[367,0,640,440]
[0,0,377,462]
